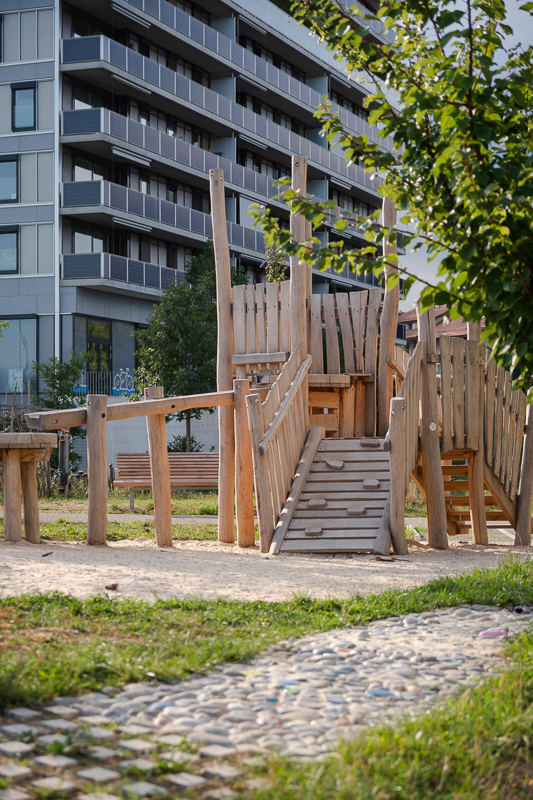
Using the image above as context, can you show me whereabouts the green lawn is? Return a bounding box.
[2,518,221,542]
[0,559,532,714]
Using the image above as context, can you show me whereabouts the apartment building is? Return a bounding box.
[0,0,402,397]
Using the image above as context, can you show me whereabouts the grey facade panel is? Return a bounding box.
[0,62,54,82]
[1,0,55,9]
[0,206,54,223]
[0,134,55,153]
[39,314,54,365]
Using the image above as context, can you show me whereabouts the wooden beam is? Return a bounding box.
[25,391,235,431]
[378,197,399,436]
[145,387,173,548]
[21,462,40,544]
[290,155,308,358]
[234,379,256,548]
[231,351,289,366]
[483,461,517,528]
[86,395,108,545]
[417,304,448,549]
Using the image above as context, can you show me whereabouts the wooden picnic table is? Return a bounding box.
[0,433,57,543]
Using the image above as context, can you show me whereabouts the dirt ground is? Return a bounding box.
[0,538,530,602]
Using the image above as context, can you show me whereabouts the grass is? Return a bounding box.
[0,558,532,713]
[0,518,221,542]
[250,629,533,800]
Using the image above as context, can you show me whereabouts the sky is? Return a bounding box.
[398,0,532,311]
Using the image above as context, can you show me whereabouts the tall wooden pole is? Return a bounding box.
[234,378,256,547]
[466,321,488,545]
[290,156,308,358]
[378,197,399,436]
[145,386,173,548]
[417,304,448,549]
[209,168,235,544]
[389,397,408,555]
[86,394,108,545]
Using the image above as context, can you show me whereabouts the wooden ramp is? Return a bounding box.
[271,437,390,554]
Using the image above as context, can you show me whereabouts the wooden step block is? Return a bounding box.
[307,499,327,509]
[347,505,366,516]
[363,479,380,490]
[325,459,344,470]
[360,439,380,448]
[305,527,323,537]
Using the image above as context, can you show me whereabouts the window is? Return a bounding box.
[87,319,111,374]
[74,86,108,111]
[73,226,106,254]
[0,226,18,273]
[74,155,108,182]
[0,157,18,203]
[0,316,36,393]
[12,83,35,131]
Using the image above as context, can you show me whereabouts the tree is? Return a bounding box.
[252,0,533,390]
[264,240,288,283]
[32,351,88,470]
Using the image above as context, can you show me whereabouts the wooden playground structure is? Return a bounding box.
[19,156,533,554]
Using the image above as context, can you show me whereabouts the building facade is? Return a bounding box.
[0,0,402,397]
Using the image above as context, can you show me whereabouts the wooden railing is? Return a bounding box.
[388,342,422,554]
[246,348,312,551]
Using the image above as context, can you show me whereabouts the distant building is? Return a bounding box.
[399,305,485,356]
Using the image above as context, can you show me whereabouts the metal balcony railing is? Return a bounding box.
[61,252,181,291]
[61,108,383,194]
[75,369,136,396]
[61,36,392,180]
[60,180,267,255]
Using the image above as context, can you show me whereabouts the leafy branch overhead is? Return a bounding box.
[251,0,533,389]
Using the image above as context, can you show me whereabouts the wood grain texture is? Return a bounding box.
[365,287,381,436]
[440,335,453,453]
[20,462,40,544]
[336,292,355,373]
[234,379,255,548]
[2,448,22,542]
[86,394,108,545]
[290,156,308,358]
[377,197,399,436]
[323,293,340,374]
[516,403,533,545]
[389,396,408,555]
[485,353,496,467]
[310,294,323,374]
[246,392,274,552]
[145,387,173,548]
[451,337,465,450]
[350,290,367,372]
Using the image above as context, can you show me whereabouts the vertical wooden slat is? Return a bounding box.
[417,304,448,549]
[485,353,496,467]
[336,293,355,373]
[516,404,533,546]
[354,380,366,437]
[389,396,408,555]
[378,198,400,436]
[266,282,279,354]
[87,394,108,545]
[256,283,266,353]
[246,392,274,552]
[350,290,367,372]
[279,280,291,353]
[290,155,308,358]
[493,366,505,478]
[322,293,340,374]
[440,335,453,454]
[210,169,235,544]
[234,379,255,548]
[500,372,512,485]
[232,283,247,378]
[451,338,465,450]
[509,390,527,502]
[310,294,323,374]
[464,340,480,451]
[145,386,173,548]
[339,384,355,438]
[246,284,257,356]
[364,287,381,436]
[504,390,519,495]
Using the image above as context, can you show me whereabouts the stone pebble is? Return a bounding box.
[0,605,530,799]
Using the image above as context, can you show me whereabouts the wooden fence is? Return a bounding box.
[232,281,291,377]
[388,342,422,554]
[246,347,311,551]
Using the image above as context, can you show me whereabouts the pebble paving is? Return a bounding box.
[0,604,531,799]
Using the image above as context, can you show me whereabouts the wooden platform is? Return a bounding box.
[274,438,390,553]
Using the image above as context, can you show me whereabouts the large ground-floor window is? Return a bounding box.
[0,316,37,393]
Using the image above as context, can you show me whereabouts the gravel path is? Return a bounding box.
[0,605,531,800]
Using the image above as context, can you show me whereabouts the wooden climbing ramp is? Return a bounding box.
[271,438,390,553]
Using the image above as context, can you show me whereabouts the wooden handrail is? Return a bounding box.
[258,355,311,456]
[232,351,289,366]
[25,390,235,431]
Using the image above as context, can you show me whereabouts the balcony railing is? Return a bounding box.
[61,180,267,254]
[75,369,136,396]
[61,36,392,178]
[121,0,395,124]
[61,252,181,291]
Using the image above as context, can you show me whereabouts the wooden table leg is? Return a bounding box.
[3,450,22,542]
[21,461,40,544]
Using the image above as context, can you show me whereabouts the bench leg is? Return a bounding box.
[129,487,134,513]
[3,450,22,542]
[21,461,40,544]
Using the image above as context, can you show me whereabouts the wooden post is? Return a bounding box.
[516,404,533,546]
[389,397,408,555]
[417,304,448,549]
[2,450,22,542]
[86,394,108,545]
[145,386,173,548]
[234,379,256,548]
[21,462,40,544]
[290,156,308,358]
[210,168,235,544]
[378,197,400,436]
[466,322,488,545]
[246,392,274,552]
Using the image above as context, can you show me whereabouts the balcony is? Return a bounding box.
[61,252,180,295]
[60,180,266,255]
[75,369,136,396]
[60,36,390,187]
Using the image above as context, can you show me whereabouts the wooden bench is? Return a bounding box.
[114,452,219,511]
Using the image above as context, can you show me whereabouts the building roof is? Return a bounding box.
[399,305,448,324]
